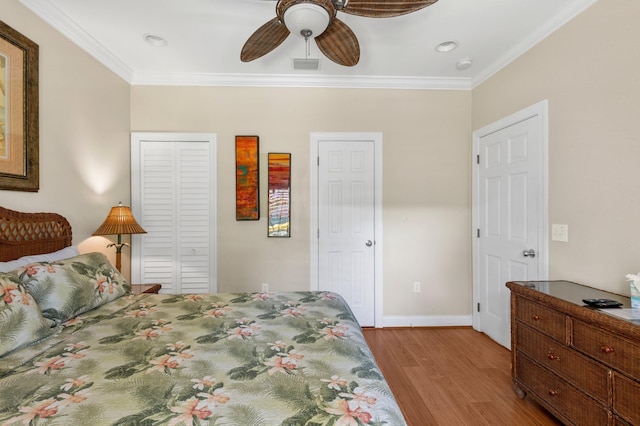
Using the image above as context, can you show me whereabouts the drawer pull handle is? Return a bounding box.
[601,346,615,354]
[532,315,541,321]
[547,352,560,361]
[548,390,559,397]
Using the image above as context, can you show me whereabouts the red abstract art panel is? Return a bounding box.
[236,136,259,220]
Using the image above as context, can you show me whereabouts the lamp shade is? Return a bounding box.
[283,3,330,38]
[93,203,146,236]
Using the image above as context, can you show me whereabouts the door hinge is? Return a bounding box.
[317,157,320,166]
[477,229,480,238]
[317,229,320,238]
[477,302,481,312]
[476,154,480,164]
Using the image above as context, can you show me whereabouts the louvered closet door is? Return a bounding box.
[131,133,217,294]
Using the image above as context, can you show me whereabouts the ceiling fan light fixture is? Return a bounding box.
[283,3,331,38]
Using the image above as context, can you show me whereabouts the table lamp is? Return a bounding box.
[93,202,146,271]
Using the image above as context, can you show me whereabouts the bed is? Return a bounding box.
[0,206,406,426]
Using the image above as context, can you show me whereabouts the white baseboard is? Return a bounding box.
[382,315,472,328]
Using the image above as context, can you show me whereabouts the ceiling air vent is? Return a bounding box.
[293,58,320,70]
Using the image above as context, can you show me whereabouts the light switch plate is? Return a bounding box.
[552,224,569,242]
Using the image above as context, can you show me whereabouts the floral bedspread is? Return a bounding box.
[0,291,406,426]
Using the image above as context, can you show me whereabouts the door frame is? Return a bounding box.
[310,132,384,327]
[471,101,549,332]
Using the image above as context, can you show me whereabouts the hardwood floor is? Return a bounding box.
[362,327,563,426]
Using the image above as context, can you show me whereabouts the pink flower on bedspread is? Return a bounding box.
[166,341,187,351]
[63,349,89,360]
[92,273,110,294]
[5,399,58,425]
[124,305,156,318]
[168,397,212,426]
[324,398,372,426]
[57,388,91,407]
[252,292,272,301]
[30,356,67,375]
[269,340,287,351]
[321,323,348,340]
[64,342,87,352]
[170,349,194,360]
[339,388,377,408]
[203,303,231,318]
[281,301,306,317]
[264,355,299,376]
[133,328,162,340]
[61,375,90,391]
[197,388,230,407]
[0,280,20,305]
[321,292,339,300]
[148,355,180,374]
[185,294,204,302]
[191,376,216,390]
[63,316,85,327]
[321,375,348,391]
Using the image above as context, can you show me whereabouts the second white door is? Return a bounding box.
[317,139,377,326]
[474,101,548,348]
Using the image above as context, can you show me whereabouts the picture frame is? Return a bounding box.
[235,135,259,220]
[0,21,39,192]
[268,153,291,237]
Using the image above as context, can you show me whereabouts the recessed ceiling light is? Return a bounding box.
[456,58,473,70]
[435,40,458,53]
[143,33,168,47]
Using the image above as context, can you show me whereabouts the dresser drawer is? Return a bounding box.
[516,296,566,341]
[516,354,609,426]
[517,324,609,404]
[572,320,640,378]
[613,373,640,424]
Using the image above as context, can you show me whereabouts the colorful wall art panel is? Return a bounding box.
[235,135,259,220]
[268,153,291,237]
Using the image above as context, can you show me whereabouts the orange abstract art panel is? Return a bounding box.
[236,136,259,220]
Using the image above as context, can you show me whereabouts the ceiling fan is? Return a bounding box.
[241,0,439,67]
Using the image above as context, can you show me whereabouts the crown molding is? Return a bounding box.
[130,72,472,90]
[471,0,599,88]
[19,0,134,82]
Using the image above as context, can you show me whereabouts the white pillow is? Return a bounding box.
[0,246,80,273]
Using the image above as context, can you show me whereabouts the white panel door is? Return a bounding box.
[131,133,217,294]
[476,108,547,349]
[318,141,375,326]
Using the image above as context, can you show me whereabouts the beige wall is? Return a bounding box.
[472,0,640,295]
[2,2,132,275]
[131,87,472,317]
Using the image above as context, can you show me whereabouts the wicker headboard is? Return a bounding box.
[0,206,73,262]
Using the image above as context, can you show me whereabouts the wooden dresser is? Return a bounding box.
[507,280,640,426]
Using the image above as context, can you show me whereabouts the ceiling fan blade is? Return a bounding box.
[315,18,359,67]
[241,17,290,62]
[341,0,438,18]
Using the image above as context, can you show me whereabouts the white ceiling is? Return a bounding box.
[20,0,597,89]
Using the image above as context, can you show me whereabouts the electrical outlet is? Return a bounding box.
[261,283,269,293]
[413,281,421,293]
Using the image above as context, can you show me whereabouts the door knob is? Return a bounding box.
[365,240,373,247]
[523,249,536,258]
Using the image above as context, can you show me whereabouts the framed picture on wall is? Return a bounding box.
[0,20,39,192]
[235,135,259,220]
[268,153,291,237]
